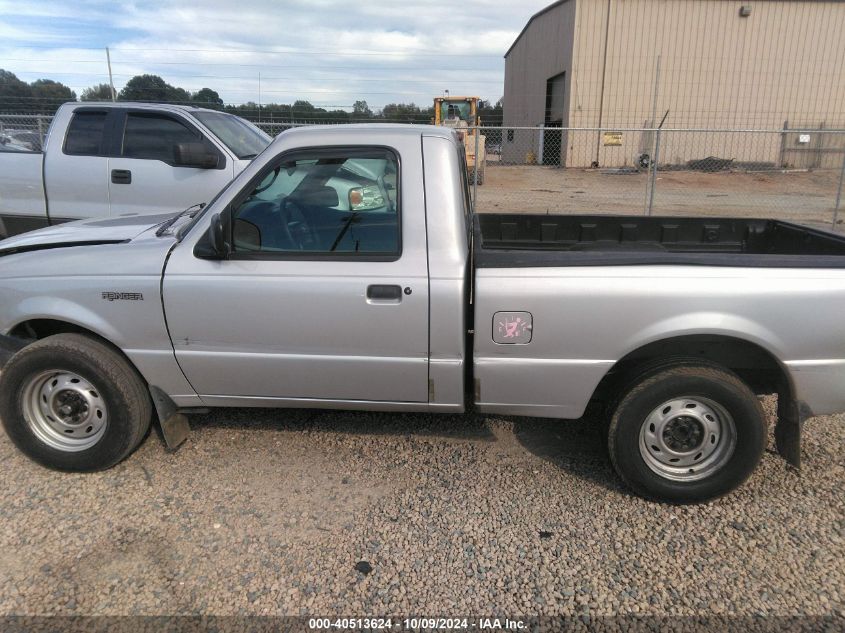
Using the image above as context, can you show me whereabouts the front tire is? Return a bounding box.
[608,363,767,503]
[0,334,152,471]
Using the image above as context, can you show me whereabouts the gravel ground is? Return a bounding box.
[0,397,842,618]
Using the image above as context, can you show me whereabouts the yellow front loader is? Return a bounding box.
[433,96,487,185]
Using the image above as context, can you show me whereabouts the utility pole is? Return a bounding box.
[643,55,661,213]
[593,0,613,166]
[258,72,262,123]
[105,47,116,101]
[647,109,670,216]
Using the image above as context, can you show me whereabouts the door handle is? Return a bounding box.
[111,169,132,184]
[367,284,402,301]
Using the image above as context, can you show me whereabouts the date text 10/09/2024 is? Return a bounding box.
[308,618,527,630]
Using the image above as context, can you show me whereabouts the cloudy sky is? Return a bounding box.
[0,0,552,109]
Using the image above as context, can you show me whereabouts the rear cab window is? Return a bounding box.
[63,111,108,156]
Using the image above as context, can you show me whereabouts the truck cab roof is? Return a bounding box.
[277,123,459,145]
[59,102,225,116]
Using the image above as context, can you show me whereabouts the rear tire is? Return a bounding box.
[0,334,152,471]
[607,362,767,503]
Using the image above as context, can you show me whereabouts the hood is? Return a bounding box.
[0,213,175,257]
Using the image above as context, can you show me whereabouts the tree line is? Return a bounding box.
[0,70,504,124]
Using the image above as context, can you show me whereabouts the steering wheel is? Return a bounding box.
[280,199,319,250]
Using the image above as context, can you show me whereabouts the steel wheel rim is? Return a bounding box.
[21,370,108,452]
[638,396,736,482]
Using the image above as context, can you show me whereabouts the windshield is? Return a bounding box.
[192,111,271,159]
[439,101,473,123]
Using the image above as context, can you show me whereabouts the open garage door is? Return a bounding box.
[544,72,567,166]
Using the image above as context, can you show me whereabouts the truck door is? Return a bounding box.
[43,108,114,221]
[163,141,430,404]
[108,111,233,216]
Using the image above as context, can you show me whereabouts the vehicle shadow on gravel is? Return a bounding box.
[509,413,626,495]
[186,406,624,493]
[188,406,499,442]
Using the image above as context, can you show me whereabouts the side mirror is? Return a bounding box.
[233,218,261,250]
[193,213,230,259]
[174,142,219,169]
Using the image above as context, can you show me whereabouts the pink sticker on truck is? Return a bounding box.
[493,312,533,344]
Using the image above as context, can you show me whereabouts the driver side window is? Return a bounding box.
[231,148,400,258]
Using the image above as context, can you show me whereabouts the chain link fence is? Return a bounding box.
[4,113,844,231]
[476,125,845,232]
[0,114,52,152]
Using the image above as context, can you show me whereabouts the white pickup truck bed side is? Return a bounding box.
[0,153,47,236]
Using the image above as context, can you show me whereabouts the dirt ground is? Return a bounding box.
[476,166,844,232]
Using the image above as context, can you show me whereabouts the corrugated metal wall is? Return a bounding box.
[505,0,845,168]
[503,0,577,164]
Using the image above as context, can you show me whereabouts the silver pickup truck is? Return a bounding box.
[0,102,271,238]
[1,124,844,503]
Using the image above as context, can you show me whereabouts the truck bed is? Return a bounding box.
[474,214,845,268]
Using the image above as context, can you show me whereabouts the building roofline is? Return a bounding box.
[504,0,834,58]
[504,0,572,58]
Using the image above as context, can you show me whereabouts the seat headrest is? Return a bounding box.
[294,185,339,208]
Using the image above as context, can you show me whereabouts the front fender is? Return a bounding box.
[11,296,127,347]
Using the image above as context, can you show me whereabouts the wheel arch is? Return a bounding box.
[592,333,794,405]
[5,297,127,352]
[8,318,143,383]
[591,333,804,468]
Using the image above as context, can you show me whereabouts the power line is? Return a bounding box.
[4,58,504,73]
[6,69,505,84]
[5,44,507,58]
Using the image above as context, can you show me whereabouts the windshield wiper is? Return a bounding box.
[330,212,359,252]
[156,203,206,236]
[239,153,259,160]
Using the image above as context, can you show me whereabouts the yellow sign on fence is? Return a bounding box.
[603,131,623,146]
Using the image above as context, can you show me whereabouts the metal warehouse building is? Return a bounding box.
[502,0,845,168]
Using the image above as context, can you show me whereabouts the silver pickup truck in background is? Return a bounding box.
[1,124,844,503]
[0,102,271,238]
